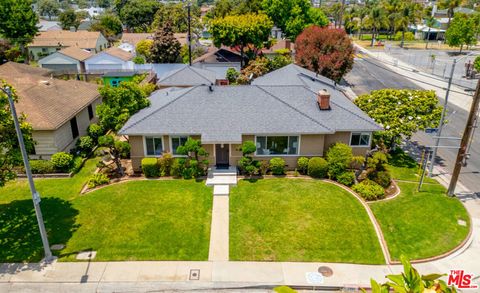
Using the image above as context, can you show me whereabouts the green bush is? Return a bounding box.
[30,160,55,174]
[71,156,84,174]
[226,67,239,83]
[239,156,258,175]
[326,143,353,179]
[337,171,356,187]
[297,157,310,174]
[474,56,480,73]
[307,157,328,178]
[367,151,388,172]
[241,141,257,155]
[259,160,269,175]
[87,173,109,189]
[352,179,385,201]
[170,158,185,177]
[269,157,285,175]
[50,152,74,172]
[87,123,103,142]
[76,135,94,157]
[141,158,160,177]
[394,31,415,41]
[158,153,174,176]
[369,170,392,188]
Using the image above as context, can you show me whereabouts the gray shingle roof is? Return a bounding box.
[119,83,381,142]
[157,65,216,87]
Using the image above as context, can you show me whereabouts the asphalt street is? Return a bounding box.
[345,53,480,194]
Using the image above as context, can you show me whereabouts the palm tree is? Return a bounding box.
[365,6,389,46]
[356,7,369,40]
[439,0,463,28]
[424,16,437,49]
[394,1,421,48]
[381,0,401,40]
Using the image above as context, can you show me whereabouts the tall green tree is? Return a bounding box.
[58,9,81,30]
[149,22,182,63]
[151,3,202,34]
[119,0,160,32]
[262,0,327,40]
[439,0,462,27]
[394,0,421,48]
[37,0,60,20]
[96,0,111,8]
[364,6,389,46]
[90,13,123,44]
[0,82,34,187]
[209,12,273,67]
[0,0,39,63]
[445,13,476,52]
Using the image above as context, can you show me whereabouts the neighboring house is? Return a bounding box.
[28,30,108,60]
[77,20,95,31]
[38,46,93,73]
[77,6,105,18]
[0,62,101,158]
[156,65,217,88]
[103,71,136,87]
[120,33,189,55]
[85,47,134,72]
[38,20,62,32]
[120,65,381,172]
[261,39,295,57]
[192,47,244,79]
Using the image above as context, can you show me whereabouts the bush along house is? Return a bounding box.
[119,64,382,171]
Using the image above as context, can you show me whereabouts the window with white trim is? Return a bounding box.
[171,136,188,155]
[256,136,299,155]
[350,132,371,146]
[145,137,163,156]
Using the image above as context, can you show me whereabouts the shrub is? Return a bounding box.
[241,141,257,155]
[269,157,285,175]
[394,31,415,41]
[326,143,353,179]
[141,158,160,177]
[170,158,185,177]
[352,179,385,200]
[76,136,94,157]
[30,160,55,174]
[369,170,392,188]
[87,173,109,189]
[474,55,480,73]
[158,153,174,176]
[71,156,84,174]
[350,155,365,170]
[337,171,355,187]
[239,156,258,175]
[297,157,310,174]
[87,123,103,142]
[307,157,328,178]
[51,152,74,172]
[259,160,269,175]
[367,151,388,172]
[226,67,239,83]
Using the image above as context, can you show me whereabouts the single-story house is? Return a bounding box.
[120,65,381,171]
[0,62,101,158]
[85,47,134,72]
[38,46,93,73]
[120,33,189,55]
[38,20,62,32]
[103,71,136,87]
[192,47,245,79]
[157,65,217,88]
[28,30,108,60]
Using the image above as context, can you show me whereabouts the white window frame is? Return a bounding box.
[143,136,164,157]
[254,135,301,156]
[169,135,189,157]
[349,132,371,147]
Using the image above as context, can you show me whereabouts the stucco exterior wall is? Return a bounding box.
[129,135,144,171]
[323,131,370,156]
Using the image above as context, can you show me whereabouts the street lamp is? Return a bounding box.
[1,86,53,262]
[428,51,478,177]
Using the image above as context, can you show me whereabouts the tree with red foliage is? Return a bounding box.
[295,26,354,82]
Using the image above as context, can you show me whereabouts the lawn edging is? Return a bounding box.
[323,179,392,265]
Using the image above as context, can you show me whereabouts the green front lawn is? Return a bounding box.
[0,159,212,262]
[230,179,385,264]
[370,150,470,261]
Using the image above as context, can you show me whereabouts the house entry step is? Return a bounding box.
[213,185,229,196]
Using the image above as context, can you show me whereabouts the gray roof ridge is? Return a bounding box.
[256,85,334,133]
[190,66,215,84]
[303,86,380,129]
[120,86,197,133]
[157,65,188,82]
[291,64,337,89]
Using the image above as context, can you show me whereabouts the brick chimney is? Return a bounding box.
[317,89,330,110]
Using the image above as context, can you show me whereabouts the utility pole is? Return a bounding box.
[187,1,192,66]
[447,79,480,196]
[2,87,53,262]
[429,59,457,176]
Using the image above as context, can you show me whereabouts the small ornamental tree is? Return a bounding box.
[445,13,476,52]
[238,141,259,176]
[209,13,273,67]
[98,134,131,176]
[150,21,181,63]
[295,26,354,82]
[326,143,353,179]
[354,89,442,148]
[176,138,210,177]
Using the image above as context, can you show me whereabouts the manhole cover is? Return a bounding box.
[189,269,200,280]
[318,266,333,277]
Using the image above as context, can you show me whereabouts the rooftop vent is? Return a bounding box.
[39,80,50,86]
[317,89,330,110]
[209,83,214,92]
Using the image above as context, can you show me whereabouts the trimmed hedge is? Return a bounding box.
[141,158,159,177]
[51,152,74,172]
[30,160,55,174]
[352,179,385,201]
[297,157,309,174]
[269,157,285,175]
[369,170,392,188]
[307,157,328,178]
[337,171,356,187]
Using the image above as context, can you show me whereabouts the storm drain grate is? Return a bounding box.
[189,269,200,280]
[318,266,333,277]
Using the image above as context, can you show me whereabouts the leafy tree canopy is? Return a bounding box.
[209,12,273,66]
[37,0,60,20]
[90,13,123,43]
[151,3,202,34]
[205,0,262,19]
[0,82,34,187]
[354,89,442,148]
[445,13,477,52]
[149,22,182,63]
[0,0,39,47]
[119,0,160,32]
[59,9,81,30]
[295,26,354,82]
